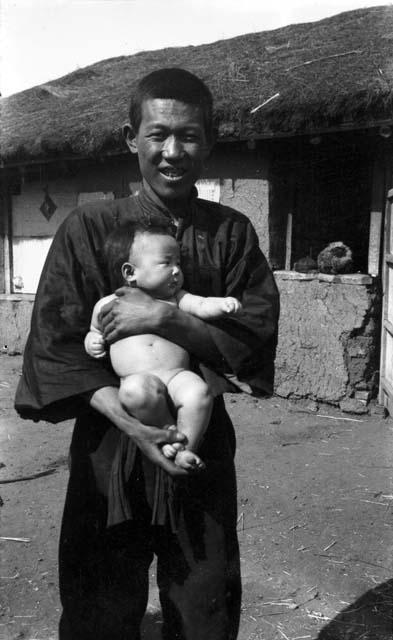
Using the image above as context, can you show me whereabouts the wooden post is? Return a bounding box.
[368,157,385,276]
[0,175,11,295]
[285,212,293,271]
[4,192,12,295]
[368,211,383,276]
[379,190,393,407]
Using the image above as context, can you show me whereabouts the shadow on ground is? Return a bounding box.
[318,579,393,639]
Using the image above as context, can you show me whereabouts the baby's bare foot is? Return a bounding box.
[162,426,185,459]
[174,449,205,471]
[162,443,177,459]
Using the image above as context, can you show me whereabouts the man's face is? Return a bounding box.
[128,99,211,203]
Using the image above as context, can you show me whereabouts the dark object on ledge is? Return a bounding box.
[317,241,353,274]
[293,256,318,273]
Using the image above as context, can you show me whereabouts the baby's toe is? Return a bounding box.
[162,444,177,459]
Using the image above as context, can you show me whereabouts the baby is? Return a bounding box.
[85,221,242,471]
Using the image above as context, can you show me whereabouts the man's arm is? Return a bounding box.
[100,287,224,368]
[88,295,190,475]
[14,205,192,476]
[100,212,279,392]
[89,386,188,476]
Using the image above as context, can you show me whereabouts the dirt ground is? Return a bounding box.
[0,354,392,640]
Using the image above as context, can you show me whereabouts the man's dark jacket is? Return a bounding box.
[15,190,279,422]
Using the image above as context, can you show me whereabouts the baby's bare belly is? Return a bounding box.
[109,334,189,378]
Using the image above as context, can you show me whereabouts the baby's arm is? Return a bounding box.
[177,291,242,319]
[84,294,116,359]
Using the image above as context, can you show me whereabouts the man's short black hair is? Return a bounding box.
[104,221,175,290]
[129,68,213,140]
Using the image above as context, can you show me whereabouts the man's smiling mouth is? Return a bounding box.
[159,167,186,180]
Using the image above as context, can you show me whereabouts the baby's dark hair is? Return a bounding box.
[104,221,175,290]
[129,67,214,142]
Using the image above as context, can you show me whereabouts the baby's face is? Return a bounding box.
[129,232,184,299]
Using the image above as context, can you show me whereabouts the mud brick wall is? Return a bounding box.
[220,178,270,261]
[274,272,381,404]
[0,295,35,354]
[0,271,381,407]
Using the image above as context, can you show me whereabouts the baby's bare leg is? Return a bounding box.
[167,371,213,470]
[118,373,174,428]
[119,373,185,461]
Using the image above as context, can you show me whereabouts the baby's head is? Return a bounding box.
[104,221,184,299]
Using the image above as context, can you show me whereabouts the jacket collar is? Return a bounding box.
[136,182,198,229]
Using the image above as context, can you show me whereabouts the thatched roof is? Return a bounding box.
[2,5,393,164]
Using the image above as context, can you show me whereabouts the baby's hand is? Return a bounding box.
[84,331,106,358]
[222,297,242,314]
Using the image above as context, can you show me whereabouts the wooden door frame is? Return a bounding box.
[379,188,393,412]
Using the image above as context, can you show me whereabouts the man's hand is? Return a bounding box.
[131,424,190,476]
[89,386,190,477]
[100,287,163,344]
[101,285,222,367]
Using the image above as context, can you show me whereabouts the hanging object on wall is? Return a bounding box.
[39,186,57,221]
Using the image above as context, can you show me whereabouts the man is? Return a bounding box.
[15,68,279,640]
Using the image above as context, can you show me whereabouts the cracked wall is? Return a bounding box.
[274,272,381,403]
[0,297,35,354]
[220,178,270,260]
[204,148,270,260]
